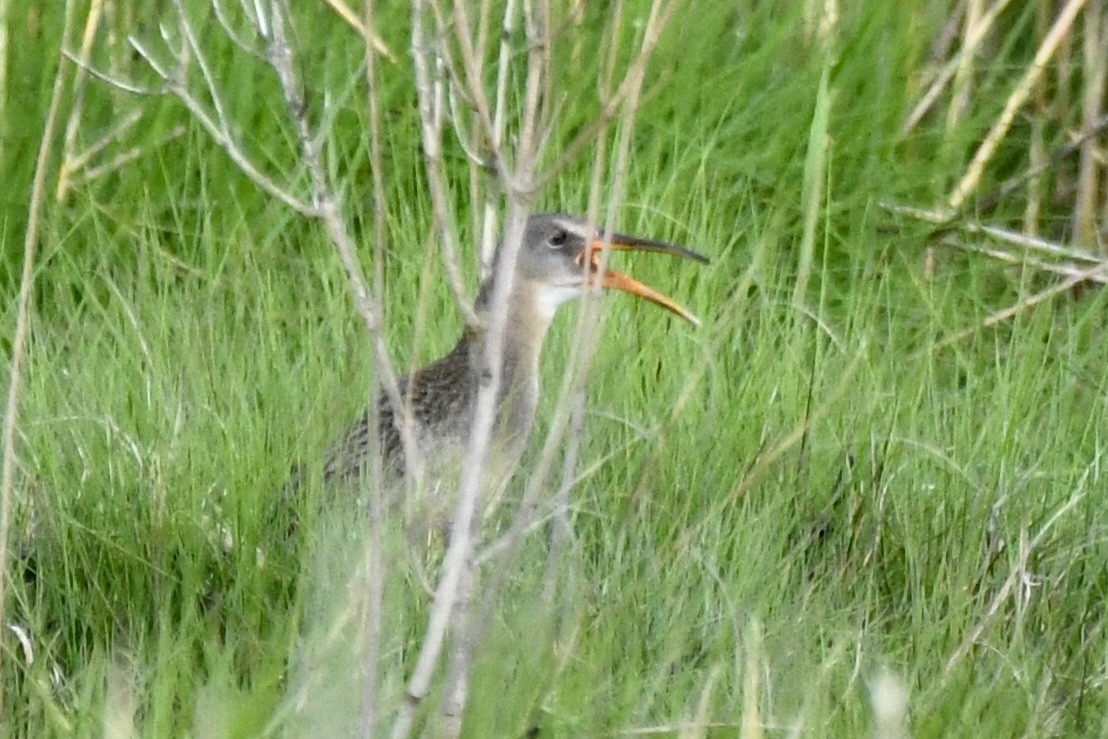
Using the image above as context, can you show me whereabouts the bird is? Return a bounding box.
[289,213,708,528]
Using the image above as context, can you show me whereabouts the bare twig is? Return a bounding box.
[71,124,189,191]
[358,1,389,732]
[411,0,481,329]
[0,0,77,717]
[263,0,424,494]
[94,28,320,215]
[963,222,1102,263]
[530,34,677,194]
[478,0,522,271]
[212,0,268,60]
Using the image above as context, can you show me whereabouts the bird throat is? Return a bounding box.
[472,279,554,452]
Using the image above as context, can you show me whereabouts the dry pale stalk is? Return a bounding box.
[946,0,983,131]
[411,0,481,329]
[0,0,8,135]
[391,0,543,727]
[1075,0,1105,250]
[357,0,391,731]
[945,238,1108,285]
[0,0,77,718]
[933,260,1107,350]
[56,0,105,202]
[947,0,1090,212]
[901,0,1014,136]
[322,0,395,59]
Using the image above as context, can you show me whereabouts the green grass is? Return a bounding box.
[4,0,1108,736]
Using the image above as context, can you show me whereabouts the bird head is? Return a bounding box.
[490,213,709,325]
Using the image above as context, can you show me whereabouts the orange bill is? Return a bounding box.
[577,232,709,326]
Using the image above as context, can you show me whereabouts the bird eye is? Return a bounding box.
[548,229,568,248]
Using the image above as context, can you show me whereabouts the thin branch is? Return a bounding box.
[411,0,481,329]
[358,0,389,733]
[121,34,319,215]
[479,0,522,271]
[531,13,679,194]
[263,0,424,493]
[446,0,500,157]
[171,0,232,129]
[62,49,165,95]
[71,125,188,189]
[212,0,268,60]
[57,107,143,199]
[128,34,173,80]
[964,222,1102,263]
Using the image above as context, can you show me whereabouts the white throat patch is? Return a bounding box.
[535,283,586,321]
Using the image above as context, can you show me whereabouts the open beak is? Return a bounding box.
[577,231,710,326]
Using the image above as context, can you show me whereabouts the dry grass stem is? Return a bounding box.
[1075,0,1106,250]
[322,0,395,60]
[0,0,77,717]
[946,0,983,130]
[933,259,1106,350]
[947,238,1108,285]
[358,0,389,731]
[55,0,106,202]
[901,0,1013,136]
[963,221,1102,262]
[0,0,8,135]
[947,0,1091,211]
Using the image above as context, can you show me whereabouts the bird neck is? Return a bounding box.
[470,277,556,434]
[473,277,554,389]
